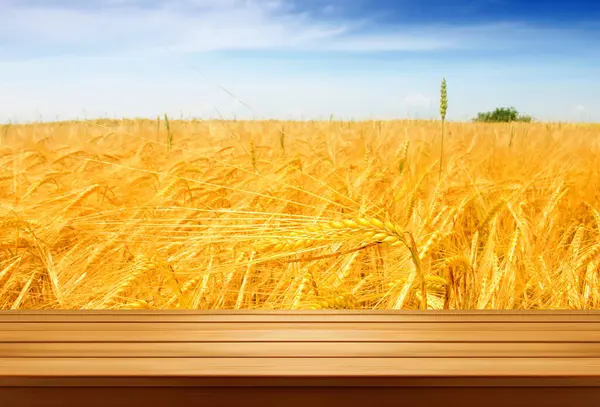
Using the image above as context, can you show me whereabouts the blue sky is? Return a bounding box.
[1,0,599,122]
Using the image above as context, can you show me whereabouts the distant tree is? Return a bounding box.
[474,107,532,123]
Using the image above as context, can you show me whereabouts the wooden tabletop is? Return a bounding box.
[1,310,600,380]
[2,311,600,406]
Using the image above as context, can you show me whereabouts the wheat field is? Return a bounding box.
[0,118,599,310]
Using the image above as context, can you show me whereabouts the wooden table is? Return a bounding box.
[1,311,599,406]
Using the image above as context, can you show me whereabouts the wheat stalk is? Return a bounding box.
[438,77,448,180]
[255,216,428,310]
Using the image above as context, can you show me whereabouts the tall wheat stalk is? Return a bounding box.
[279,125,286,156]
[164,113,172,151]
[439,78,447,180]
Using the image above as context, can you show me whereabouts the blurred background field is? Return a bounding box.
[1,119,599,310]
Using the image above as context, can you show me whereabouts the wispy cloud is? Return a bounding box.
[1,0,599,122]
[0,0,351,57]
[4,0,595,58]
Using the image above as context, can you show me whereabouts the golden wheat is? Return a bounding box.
[1,118,599,310]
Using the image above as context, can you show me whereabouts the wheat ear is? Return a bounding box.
[256,216,428,310]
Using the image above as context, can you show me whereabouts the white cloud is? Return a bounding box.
[0,1,599,123]
[404,93,433,108]
[402,93,435,118]
[0,0,351,56]
[0,0,576,58]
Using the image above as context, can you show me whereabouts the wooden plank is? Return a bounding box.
[3,342,600,358]
[2,327,600,342]
[3,386,600,407]
[2,310,600,323]
[2,357,600,376]
[5,376,600,387]
[3,322,600,331]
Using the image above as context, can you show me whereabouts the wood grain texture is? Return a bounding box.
[1,311,599,406]
[3,386,600,407]
[3,342,600,358]
[3,357,600,376]
[2,309,600,322]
